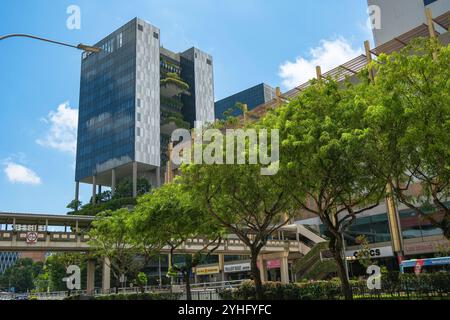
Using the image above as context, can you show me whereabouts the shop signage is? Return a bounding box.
[195,266,220,275]
[224,262,251,273]
[266,259,281,270]
[404,240,450,255]
[345,246,393,259]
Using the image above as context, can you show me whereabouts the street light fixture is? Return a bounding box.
[0,33,101,53]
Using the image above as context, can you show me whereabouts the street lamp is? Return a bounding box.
[0,34,101,53]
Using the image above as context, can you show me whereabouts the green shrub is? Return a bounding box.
[219,273,450,300]
[68,197,137,216]
[64,292,182,300]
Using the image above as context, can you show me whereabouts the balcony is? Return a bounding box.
[161,111,190,135]
[160,72,190,98]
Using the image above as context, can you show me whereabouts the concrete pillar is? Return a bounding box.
[86,259,96,296]
[92,175,97,205]
[132,162,138,198]
[98,185,102,195]
[386,183,404,259]
[258,255,267,283]
[156,167,161,187]
[102,257,111,294]
[75,181,79,205]
[111,169,116,196]
[280,253,289,284]
[218,254,225,282]
[194,273,199,284]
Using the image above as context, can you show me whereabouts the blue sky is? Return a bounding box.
[0,0,373,214]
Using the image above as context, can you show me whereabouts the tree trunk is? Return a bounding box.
[250,249,264,300]
[444,227,450,241]
[183,271,192,301]
[329,235,353,300]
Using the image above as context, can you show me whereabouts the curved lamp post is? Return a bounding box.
[0,33,101,53]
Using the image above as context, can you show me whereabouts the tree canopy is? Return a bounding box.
[363,38,450,239]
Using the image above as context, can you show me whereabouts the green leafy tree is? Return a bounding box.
[33,272,50,293]
[135,272,148,293]
[88,209,145,290]
[181,127,295,300]
[354,235,373,269]
[262,79,386,299]
[67,199,82,212]
[364,39,450,239]
[133,183,223,300]
[45,253,86,292]
[113,178,151,199]
[0,258,43,293]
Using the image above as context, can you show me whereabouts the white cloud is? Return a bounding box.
[3,162,42,185]
[279,37,362,89]
[36,102,78,155]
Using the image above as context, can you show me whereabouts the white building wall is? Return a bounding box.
[135,19,161,167]
[368,0,450,46]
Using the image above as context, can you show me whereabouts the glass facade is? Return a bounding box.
[76,21,137,181]
[400,209,445,239]
[0,252,18,274]
[214,83,276,120]
[75,18,214,186]
[319,207,445,247]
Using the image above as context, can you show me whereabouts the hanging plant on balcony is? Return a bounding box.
[161,96,183,111]
[161,72,190,93]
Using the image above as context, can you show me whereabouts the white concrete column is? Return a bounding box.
[132,162,138,198]
[156,167,161,187]
[111,169,116,196]
[258,255,267,283]
[102,257,111,294]
[92,176,97,204]
[280,253,289,284]
[218,253,225,282]
[86,259,96,296]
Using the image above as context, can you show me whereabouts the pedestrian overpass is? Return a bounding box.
[0,211,325,294]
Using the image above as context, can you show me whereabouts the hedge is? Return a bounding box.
[219,273,450,300]
[64,292,182,300]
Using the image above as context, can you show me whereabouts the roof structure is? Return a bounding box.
[244,11,449,121]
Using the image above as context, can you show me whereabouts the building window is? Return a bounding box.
[137,113,141,122]
[117,32,123,48]
[138,24,144,31]
[137,127,141,137]
[206,59,212,65]
[423,0,437,5]
[137,99,141,108]
[153,32,159,39]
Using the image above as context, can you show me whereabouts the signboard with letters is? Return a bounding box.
[224,262,251,273]
[345,246,394,259]
[195,266,220,275]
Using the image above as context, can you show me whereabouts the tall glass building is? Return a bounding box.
[214,83,276,120]
[75,18,214,201]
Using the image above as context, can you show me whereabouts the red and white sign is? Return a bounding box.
[257,259,281,270]
[26,232,38,244]
[414,259,425,275]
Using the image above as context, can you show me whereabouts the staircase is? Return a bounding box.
[293,241,338,281]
